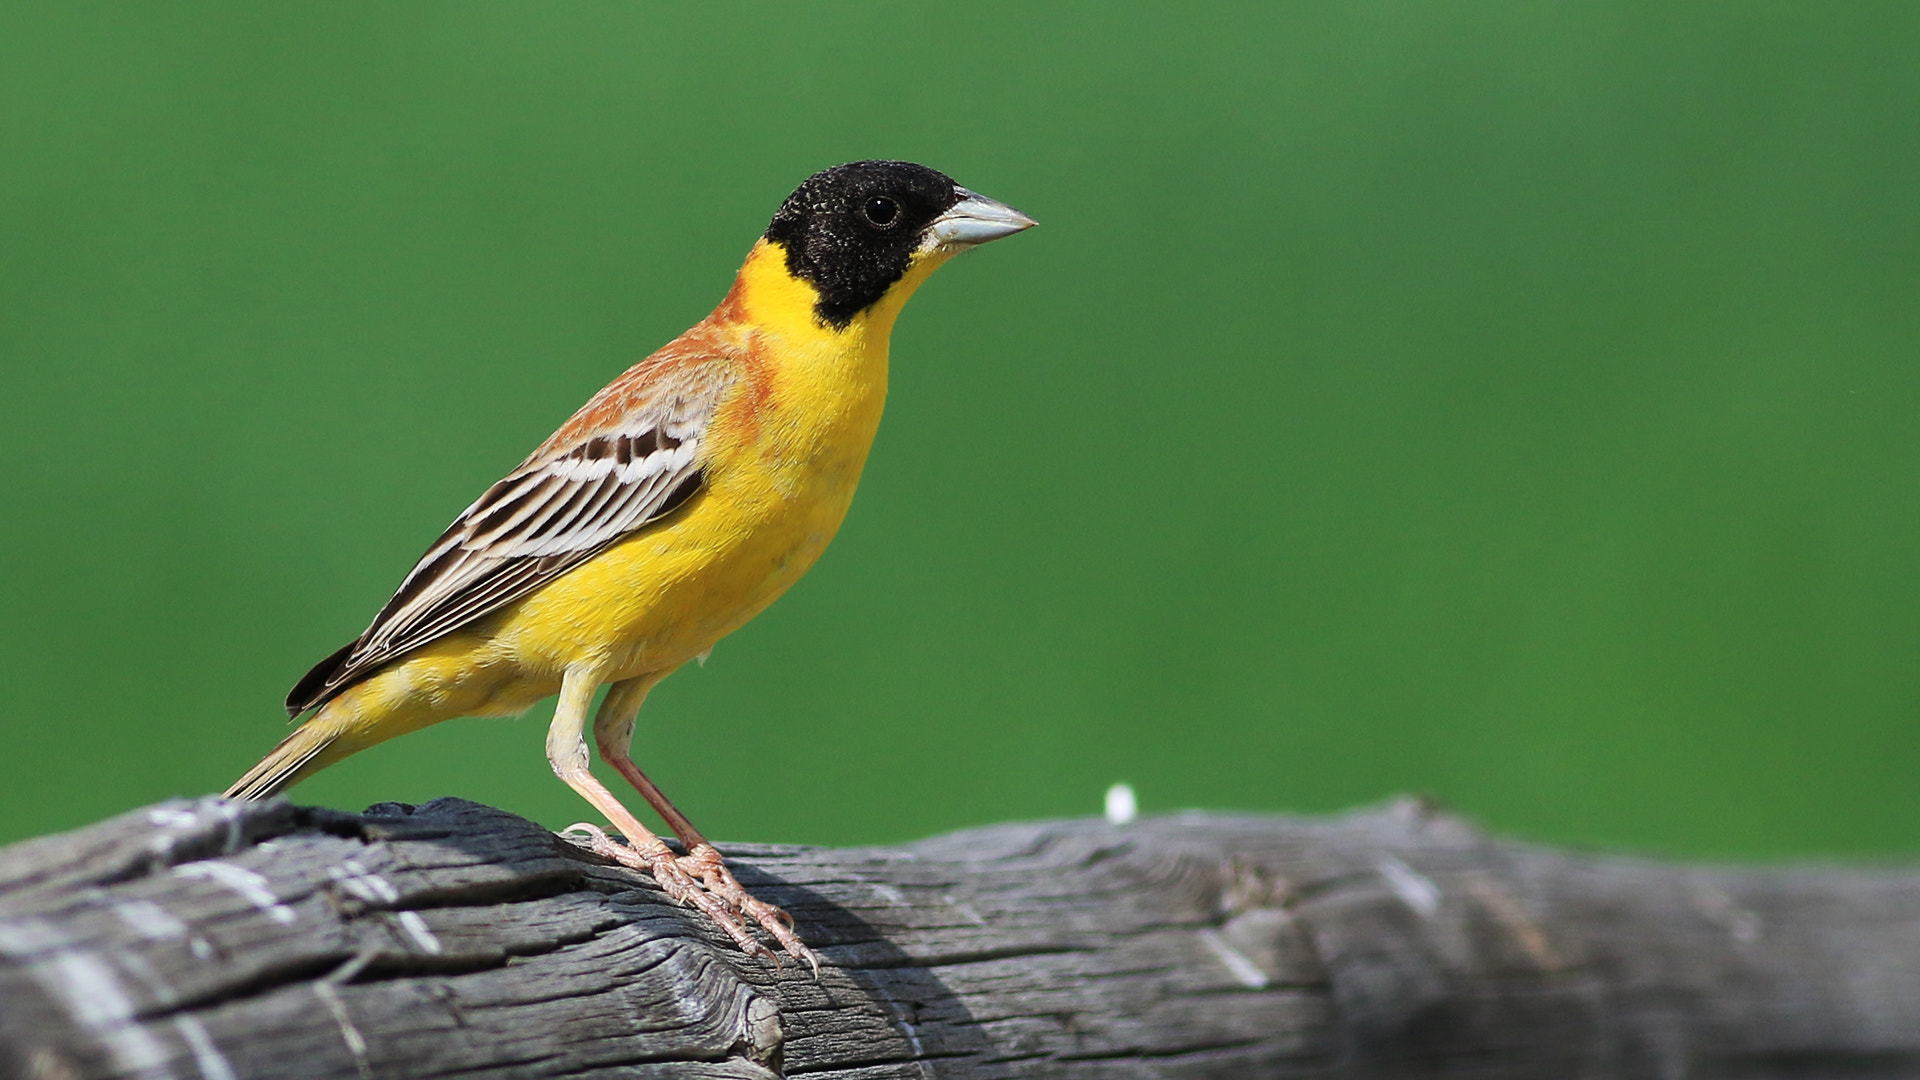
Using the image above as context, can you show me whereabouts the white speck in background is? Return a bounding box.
[1104,783,1137,825]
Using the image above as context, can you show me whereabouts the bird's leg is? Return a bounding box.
[594,672,816,970]
[545,668,770,961]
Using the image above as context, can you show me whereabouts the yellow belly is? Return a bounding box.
[323,349,887,748]
[308,236,952,756]
[503,417,876,682]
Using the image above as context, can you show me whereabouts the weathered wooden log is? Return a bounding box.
[0,795,1917,1079]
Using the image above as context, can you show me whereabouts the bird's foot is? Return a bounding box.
[564,823,769,958]
[563,823,818,973]
[676,841,817,973]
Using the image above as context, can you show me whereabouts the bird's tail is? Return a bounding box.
[224,709,355,801]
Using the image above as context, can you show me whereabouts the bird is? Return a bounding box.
[224,161,1034,968]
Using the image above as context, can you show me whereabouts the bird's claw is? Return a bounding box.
[561,824,818,973]
[677,842,818,973]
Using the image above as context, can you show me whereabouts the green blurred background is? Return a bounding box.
[2,3,1915,858]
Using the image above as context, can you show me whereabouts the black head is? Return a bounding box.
[763,161,967,328]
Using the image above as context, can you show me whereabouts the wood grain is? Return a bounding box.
[1,796,1917,1079]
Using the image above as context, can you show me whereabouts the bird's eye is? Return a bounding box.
[863,196,900,227]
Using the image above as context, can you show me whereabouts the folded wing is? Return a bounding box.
[287,361,731,716]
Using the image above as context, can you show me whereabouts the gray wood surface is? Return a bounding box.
[0,795,1917,1079]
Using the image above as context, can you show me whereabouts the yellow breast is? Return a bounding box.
[496,238,955,682]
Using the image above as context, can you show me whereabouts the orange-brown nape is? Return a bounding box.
[225,161,1033,968]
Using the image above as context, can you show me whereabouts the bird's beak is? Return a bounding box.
[926,189,1037,249]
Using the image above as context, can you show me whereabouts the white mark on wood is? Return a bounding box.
[173,1016,238,1080]
[871,884,908,907]
[696,647,713,666]
[188,937,215,960]
[215,802,244,854]
[1104,783,1138,825]
[1377,855,1442,918]
[328,861,400,905]
[48,951,176,1080]
[940,894,987,925]
[1691,884,1763,944]
[1199,928,1270,989]
[0,919,58,955]
[315,982,374,1080]
[0,917,176,1080]
[145,808,201,830]
[174,861,297,925]
[396,911,443,955]
[877,996,933,1079]
[142,800,247,864]
[145,806,203,864]
[1464,874,1562,970]
[115,900,187,941]
[113,948,180,1009]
